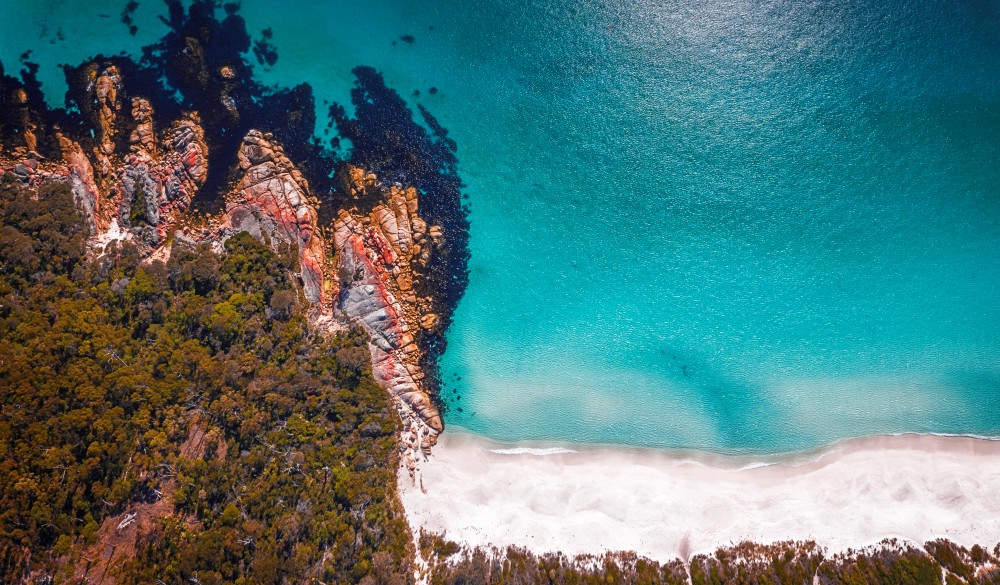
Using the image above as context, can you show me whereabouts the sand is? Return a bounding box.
[398,432,1000,561]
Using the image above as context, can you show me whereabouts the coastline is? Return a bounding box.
[399,430,1000,562]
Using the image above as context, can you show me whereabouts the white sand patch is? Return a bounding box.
[95,218,127,250]
[399,432,1000,562]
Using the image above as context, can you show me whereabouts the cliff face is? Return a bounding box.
[0,66,450,463]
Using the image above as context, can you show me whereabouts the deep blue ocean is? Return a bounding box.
[4,0,999,453]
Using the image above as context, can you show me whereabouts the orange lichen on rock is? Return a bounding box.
[333,165,449,466]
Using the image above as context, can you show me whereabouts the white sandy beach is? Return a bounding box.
[399,432,1000,561]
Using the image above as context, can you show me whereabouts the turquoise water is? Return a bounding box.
[4,0,999,453]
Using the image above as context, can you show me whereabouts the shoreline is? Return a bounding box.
[431,428,1000,467]
[399,431,1000,562]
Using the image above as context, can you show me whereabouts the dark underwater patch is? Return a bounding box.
[330,66,471,408]
[121,0,139,35]
[252,27,278,67]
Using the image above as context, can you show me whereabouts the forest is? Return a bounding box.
[418,534,1000,585]
[0,175,412,583]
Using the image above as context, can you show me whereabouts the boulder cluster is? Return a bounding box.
[334,165,448,467]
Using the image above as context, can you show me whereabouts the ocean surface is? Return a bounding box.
[4,0,999,454]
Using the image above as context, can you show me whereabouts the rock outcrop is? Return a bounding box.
[114,109,209,247]
[0,75,452,465]
[57,134,101,234]
[1,89,210,249]
[2,138,102,234]
[331,166,450,468]
[223,130,327,306]
[91,64,124,177]
[334,186,443,454]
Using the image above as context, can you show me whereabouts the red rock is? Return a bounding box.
[224,130,326,307]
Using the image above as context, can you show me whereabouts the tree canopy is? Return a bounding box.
[0,175,412,584]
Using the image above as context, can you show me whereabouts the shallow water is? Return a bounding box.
[3,0,999,453]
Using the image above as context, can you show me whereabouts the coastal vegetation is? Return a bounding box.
[419,534,1000,585]
[0,176,412,583]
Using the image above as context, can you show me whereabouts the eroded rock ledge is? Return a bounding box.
[334,165,447,462]
[0,62,458,465]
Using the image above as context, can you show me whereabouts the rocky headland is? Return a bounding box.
[0,0,467,469]
[5,3,1000,585]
